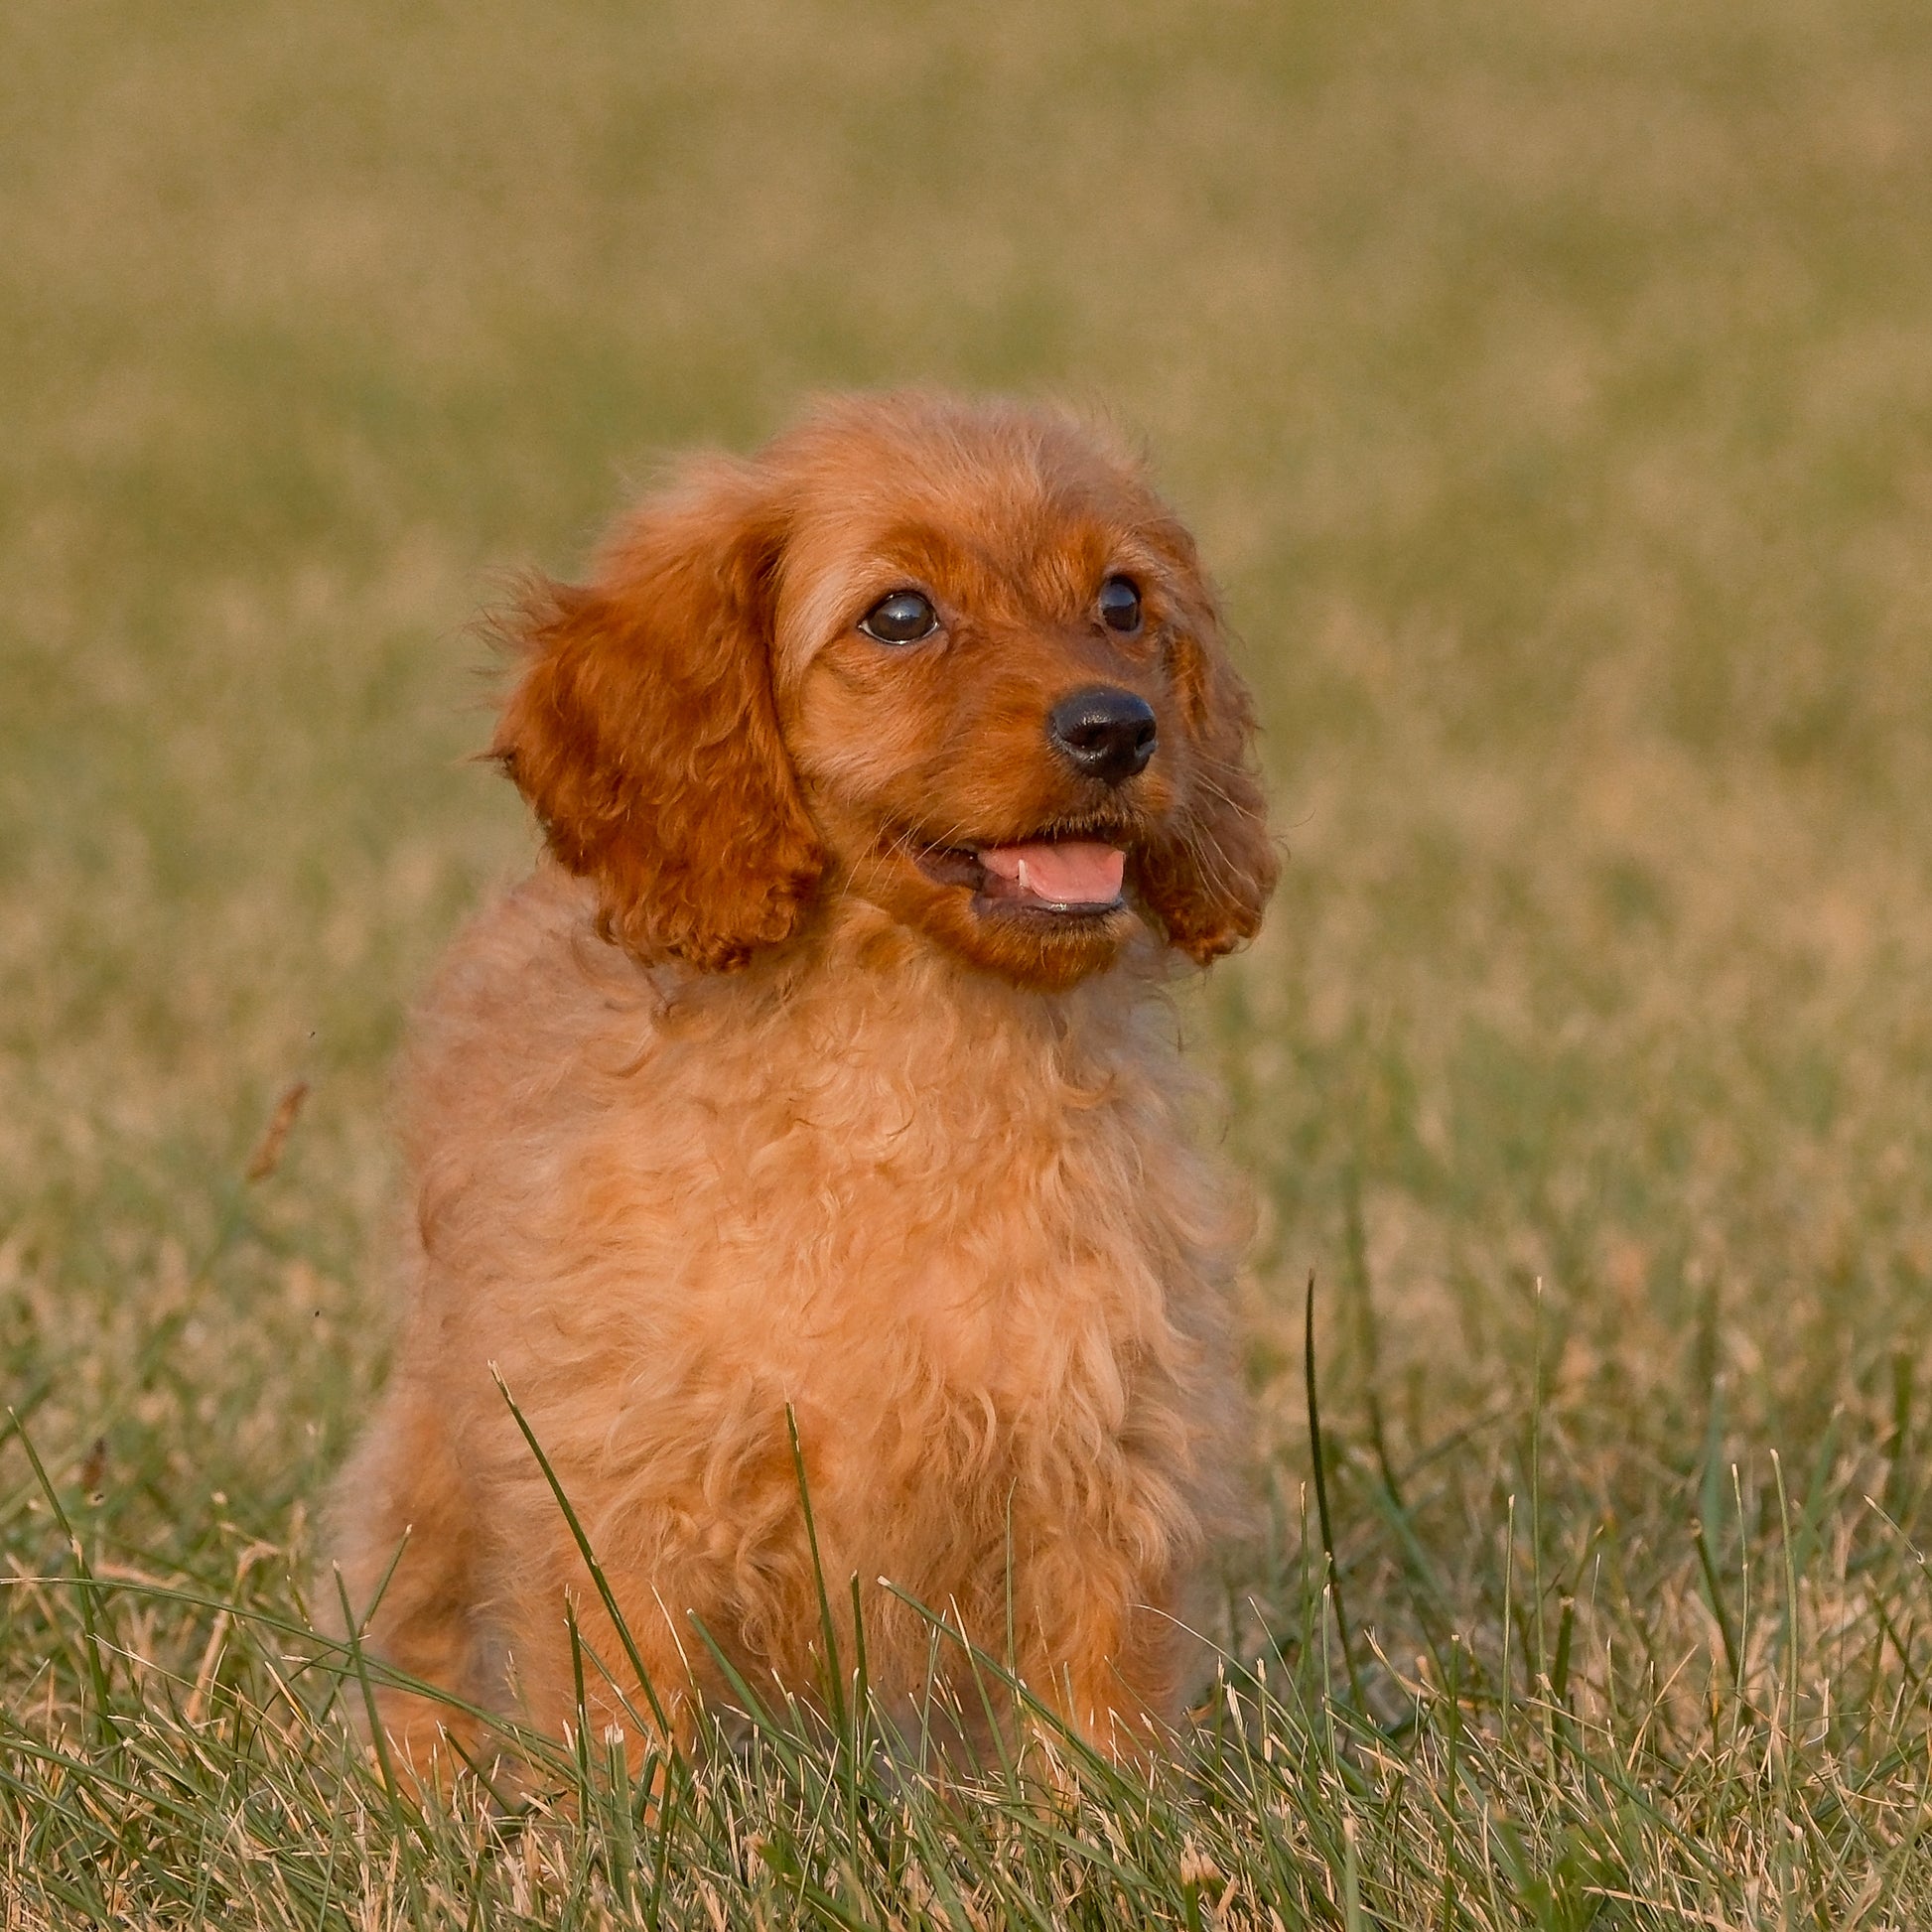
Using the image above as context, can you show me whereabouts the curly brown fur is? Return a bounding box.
[327,390,1278,1784]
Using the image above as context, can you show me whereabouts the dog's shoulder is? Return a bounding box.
[395,864,665,1156]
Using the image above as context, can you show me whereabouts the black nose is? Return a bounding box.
[1046,687,1158,785]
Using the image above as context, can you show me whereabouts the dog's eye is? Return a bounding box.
[1098,577,1142,633]
[859,590,939,644]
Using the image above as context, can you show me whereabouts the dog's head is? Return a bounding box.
[493,392,1277,991]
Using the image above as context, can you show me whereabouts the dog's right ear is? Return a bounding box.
[491,458,824,972]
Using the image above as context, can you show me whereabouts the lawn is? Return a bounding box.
[5,0,1932,1923]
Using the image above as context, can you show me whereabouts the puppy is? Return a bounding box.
[326,391,1277,1781]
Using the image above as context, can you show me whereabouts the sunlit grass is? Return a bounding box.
[5,0,1932,1922]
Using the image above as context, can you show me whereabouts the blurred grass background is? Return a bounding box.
[5,0,1932,1920]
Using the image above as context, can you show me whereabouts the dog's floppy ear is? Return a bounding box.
[1134,568,1280,965]
[492,458,823,971]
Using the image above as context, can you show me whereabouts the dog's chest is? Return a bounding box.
[629,979,1219,1407]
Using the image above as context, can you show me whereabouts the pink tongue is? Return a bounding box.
[978,841,1126,906]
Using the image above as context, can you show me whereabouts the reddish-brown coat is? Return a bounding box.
[328,392,1279,1789]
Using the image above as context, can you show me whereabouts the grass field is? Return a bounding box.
[6,0,1932,1923]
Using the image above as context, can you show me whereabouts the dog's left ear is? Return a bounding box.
[491,457,824,971]
[1133,565,1280,965]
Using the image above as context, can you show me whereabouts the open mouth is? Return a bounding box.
[914,835,1130,916]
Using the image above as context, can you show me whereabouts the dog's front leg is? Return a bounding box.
[494,1558,706,1789]
[1017,1550,1189,1770]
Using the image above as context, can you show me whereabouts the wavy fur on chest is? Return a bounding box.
[372,872,1245,1707]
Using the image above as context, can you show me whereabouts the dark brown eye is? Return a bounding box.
[859,590,938,644]
[1098,577,1142,633]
